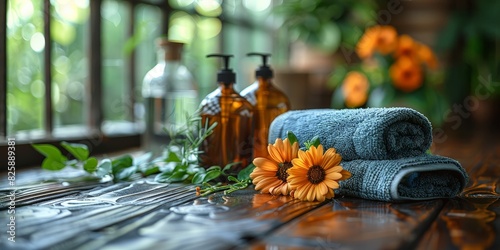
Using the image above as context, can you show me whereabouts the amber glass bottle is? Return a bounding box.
[241,53,290,158]
[199,54,254,176]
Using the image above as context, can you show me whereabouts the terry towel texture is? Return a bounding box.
[268,108,432,161]
[337,154,468,202]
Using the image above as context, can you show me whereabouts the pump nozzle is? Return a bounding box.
[247,52,273,78]
[207,54,235,85]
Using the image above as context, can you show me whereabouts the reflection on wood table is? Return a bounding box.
[0,132,499,250]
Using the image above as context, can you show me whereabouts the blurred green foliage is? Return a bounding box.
[7,0,88,133]
[436,0,500,103]
[7,0,281,136]
[273,0,378,52]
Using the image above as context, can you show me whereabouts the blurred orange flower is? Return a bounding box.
[356,25,398,59]
[390,56,423,92]
[394,34,419,59]
[341,71,369,108]
[418,44,438,69]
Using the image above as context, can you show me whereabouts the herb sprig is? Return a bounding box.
[32,110,255,195]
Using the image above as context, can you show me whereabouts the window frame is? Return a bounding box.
[0,0,280,169]
[0,0,170,168]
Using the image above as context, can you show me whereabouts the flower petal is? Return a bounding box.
[323,179,340,189]
[325,166,343,174]
[307,184,317,201]
[339,169,352,181]
[326,172,343,181]
[268,143,284,163]
[253,157,278,171]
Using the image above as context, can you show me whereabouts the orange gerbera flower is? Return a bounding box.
[341,71,369,108]
[356,25,398,59]
[288,145,351,202]
[418,44,438,69]
[394,34,419,59]
[390,56,423,92]
[250,138,299,195]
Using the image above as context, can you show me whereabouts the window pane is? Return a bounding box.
[6,0,44,135]
[102,0,129,122]
[168,11,220,98]
[134,4,162,122]
[51,0,89,128]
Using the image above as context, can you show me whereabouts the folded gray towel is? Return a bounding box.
[337,154,469,201]
[269,108,432,160]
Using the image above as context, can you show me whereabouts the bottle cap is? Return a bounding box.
[206,54,235,85]
[156,38,184,61]
[247,52,273,78]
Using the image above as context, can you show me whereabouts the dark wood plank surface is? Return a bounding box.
[1,131,499,250]
[417,133,500,250]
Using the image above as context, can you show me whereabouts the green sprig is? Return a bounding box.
[31,109,256,196]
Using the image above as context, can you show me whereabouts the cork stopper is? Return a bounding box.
[156,38,184,61]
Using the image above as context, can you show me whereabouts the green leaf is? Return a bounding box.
[222,162,241,175]
[41,158,67,171]
[61,141,89,161]
[142,165,161,176]
[155,172,172,183]
[206,166,221,172]
[191,172,206,184]
[83,157,98,173]
[66,159,79,168]
[310,136,321,147]
[96,159,112,177]
[32,144,65,162]
[111,155,134,175]
[134,152,153,166]
[304,136,321,149]
[116,166,138,181]
[227,176,239,183]
[155,171,188,183]
[169,171,189,182]
[203,169,221,183]
[286,131,298,145]
[237,164,256,181]
[165,151,182,163]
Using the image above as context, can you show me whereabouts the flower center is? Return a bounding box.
[276,162,293,182]
[307,165,326,184]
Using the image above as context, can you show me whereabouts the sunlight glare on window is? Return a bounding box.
[14,0,35,21]
[21,23,36,41]
[169,0,195,8]
[53,0,89,23]
[51,20,76,46]
[30,32,45,53]
[197,17,221,40]
[31,80,45,98]
[168,11,196,43]
[102,1,122,27]
[67,81,84,101]
[242,0,271,12]
[195,0,222,17]
[7,0,44,134]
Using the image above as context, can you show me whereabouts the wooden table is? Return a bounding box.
[1,130,499,250]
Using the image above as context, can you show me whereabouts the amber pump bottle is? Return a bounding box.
[241,53,290,158]
[199,54,254,175]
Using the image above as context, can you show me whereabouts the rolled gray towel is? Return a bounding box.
[268,108,432,160]
[337,154,468,201]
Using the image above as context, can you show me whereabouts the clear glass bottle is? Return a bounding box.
[241,53,291,158]
[199,54,254,176]
[142,38,198,156]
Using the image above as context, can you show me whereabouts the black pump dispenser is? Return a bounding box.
[207,54,235,85]
[247,52,273,78]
